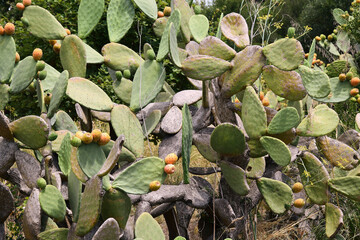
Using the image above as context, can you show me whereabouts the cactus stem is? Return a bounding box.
[44,155,52,184]
[202,80,209,108]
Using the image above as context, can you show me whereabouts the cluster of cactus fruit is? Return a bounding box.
[1,0,360,239]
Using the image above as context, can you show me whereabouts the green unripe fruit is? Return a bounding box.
[333,29,338,34]
[70,136,82,147]
[194,5,202,14]
[350,97,357,102]
[123,69,131,79]
[21,17,29,26]
[38,70,47,80]
[147,49,156,60]
[320,34,326,41]
[346,72,354,81]
[115,71,122,81]
[48,132,58,141]
[37,178,47,189]
[332,33,337,41]
[327,34,333,42]
[287,27,295,38]
[36,60,46,71]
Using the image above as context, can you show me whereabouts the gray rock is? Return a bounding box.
[160,106,182,134]
[0,181,14,222]
[0,137,18,175]
[173,90,202,107]
[23,189,41,240]
[15,150,41,189]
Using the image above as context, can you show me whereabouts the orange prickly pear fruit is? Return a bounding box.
[262,97,270,107]
[0,26,4,35]
[49,40,57,46]
[350,88,359,96]
[294,198,305,208]
[23,0,31,6]
[259,91,264,101]
[81,132,93,144]
[350,77,360,87]
[164,6,171,16]
[4,23,15,35]
[149,180,161,191]
[32,48,43,61]
[292,182,303,193]
[91,129,102,142]
[15,52,20,63]
[16,3,25,11]
[158,11,164,18]
[53,43,61,54]
[65,28,71,35]
[164,164,175,174]
[338,73,346,82]
[165,153,178,164]
[98,133,110,146]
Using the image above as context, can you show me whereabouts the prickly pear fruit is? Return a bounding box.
[75,131,84,139]
[44,93,52,105]
[350,77,360,87]
[115,71,122,81]
[98,133,110,146]
[16,3,25,11]
[81,132,93,144]
[294,198,305,208]
[0,26,4,35]
[194,5,202,14]
[123,69,131,79]
[164,164,175,174]
[149,180,161,191]
[165,153,178,164]
[65,28,71,35]
[4,23,15,35]
[70,136,82,147]
[48,132,58,141]
[37,178,47,189]
[164,7,171,16]
[36,60,46,72]
[146,49,156,60]
[350,88,359,96]
[287,27,295,38]
[158,11,164,18]
[49,40,57,46]
[38,70,47,80]
[53,43,61,54]
[15,52,20,63]
[91,129,102,142]
[346,72,353,81]
[23,0,31,6]
[292,182,303,193]
[32,48,43,61]
[339,73,346,82]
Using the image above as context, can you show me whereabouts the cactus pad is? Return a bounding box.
[142,110,161,136]
[260,136,291,167]
[66,77,114,111]
[325,203,343,238]
[173,0,193,43]
[133,0,157,20]
[9,56,37,94]
[113,77,132,105]
[58,132,72,176]
[298,151,329,204]
[0,84,9,110]
[328,176,360,201]
[60,35,87,78]
[9,115,49,149]
[71,146,88,183]
[220,13,249,48]
[0,35,16,83]
[77,0,105,39]
[210,123,246,156]
[221,46,266,97]
[332,8,347,25]
[23,6,67,40]
[298,65,331,98]
[267,107,299,134]
[130,60,166,112]
[193,129,220,163]
[262,38,304,71]
[92,218,122,240]
[242,86,267,139]
[169,23,182,68]
[262,65,306,101]
[189,14,209,43]
[75,176,102,236]
[107,0,135,42]
[47,70,69,118]
[101,187,131,229]
[39,185,66,221]
[41,63,61,91]
[186,41,199,56]
[97,135,125,177]
[112,157,165,194]
[102,43,144,71]
[181,55,232,80]
[256,177,293,214]
[84,43,104,64]
[77,142,107,178]
[198,36,236,61]
[313,77,352,103]
[153,17,168,37]
[219,161,249,195]
[135,212,165,240]
[54,110,78,133]
[246,157,266,179]
[325,60,348,78]
[68,170,82,222]
[101,140,136,162]
[182,104,192,184]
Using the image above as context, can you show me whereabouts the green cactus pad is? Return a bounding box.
[219,161,249,195]
[186,41,199,56]
[130,60,166,112]
[84,42,104,64]
[260,136,291,167]
[336,31,350,53]
[328,176,360,201]
[23,6,67,40]
[325,60,348,78]
[133,0,157,20]
[143,43,154,60]
[111,105,144,157]
[173,0,193,43]
[262,65,306,101]
[157,9,181,61]
[135,212,165,240]
[181,55,232,80]
[92,218,122,240]
[242,86,267,139]
[296,104,339,137]
[39,185,66,221]
[9,115,49,149]
[51,130,71,152]
[182,104,192,184]
[71,146,88,183]
[54,110,78,133]
[298,151,329,204]
[98,135,125,177]
[112,157,165,194]
[198,36,236,61]
[332,8,347,25]
[34,79,46,113]
[262,38,304,71]
[37,228,68,240]
[0,84,9,110]
[58,132,72,176]
[193,130,220,163]
[316,136,359,170]
[169,23,182,68]
[256,177,293,214]
[101,141,136,162]
[220,13,249,48]
[267,107,299,134]
[0,35,16,83]
[60,35,86,78]
[248,139,267,157]
[298,65,331,98]
[210,123,246,156]
[102,43,144,71]
[77,0,105,39]
[68,170,82,222]
[221,46,266,97]
[9,56,37,94]
[325,203,343,238]
[142,110,162,136]
[246,157,266,179]
[153,17,168,38]
[113,77,132,104]
[66,77,113,111]
[75,176,102,236]
[107,0,135,42]
[77,142,107,178]
[41,63,60,91]
[47,70,69,118]
[215,12,223,38]
[101,187,131,229]
[313,77,352,103]
[189,14,209,43]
